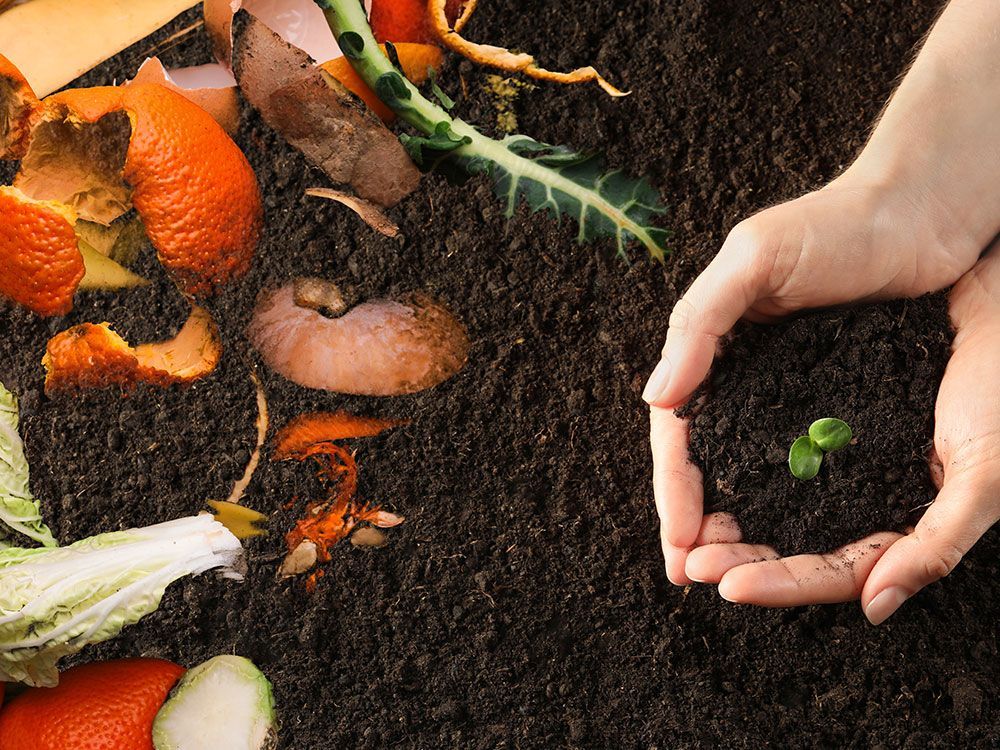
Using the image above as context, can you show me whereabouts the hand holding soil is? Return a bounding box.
[645,0,1000,624]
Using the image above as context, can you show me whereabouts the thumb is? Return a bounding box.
[861,475,1000,625]
[643,220,770,407]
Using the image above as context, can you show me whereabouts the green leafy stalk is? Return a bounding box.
[0,382,56,548]
[0,514,243,687]
[318,0,669,260]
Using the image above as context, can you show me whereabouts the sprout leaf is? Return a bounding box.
[808,418,852,452]
[789,436,823,481]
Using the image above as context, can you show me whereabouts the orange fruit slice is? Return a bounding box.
[33,83,262,297]
[0,658,184,750]
[43,305,222,393]
[320,42,443,123]
[0,187,83,317]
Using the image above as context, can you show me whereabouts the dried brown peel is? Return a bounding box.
[43,305,222,393]
[428,0,628,97]
[305,187,400,237]
[130,57,240,135]
[0,0,199,97]
[235,16,420,207]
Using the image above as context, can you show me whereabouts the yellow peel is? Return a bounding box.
[77,238,150,291]
[0,0,200,97]
[208,500,269,540]
[428,0,628,97]
[224,371,270,506]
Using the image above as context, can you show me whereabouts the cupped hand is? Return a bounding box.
[649,243,1000,624]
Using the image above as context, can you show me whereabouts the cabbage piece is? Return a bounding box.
[0,514,243,687]
[0,381,56,548]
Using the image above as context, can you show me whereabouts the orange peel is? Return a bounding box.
[43,305,222,394]
[273,411,407,460]
[427,0,628,97]
[0,187,84,317]
[319,42,443,123]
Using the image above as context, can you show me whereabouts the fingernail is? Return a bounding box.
[642,358,672,404]
[864,586,910,625]
[717,577,737,602]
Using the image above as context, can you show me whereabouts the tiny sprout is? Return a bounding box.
[788,418,853,480]
[808,418,853,452]
[789,436,824,480]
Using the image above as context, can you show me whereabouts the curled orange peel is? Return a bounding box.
[0,54,262,317]
[273,411,408,461]
[427,0,629,97]
[42,305,222,394]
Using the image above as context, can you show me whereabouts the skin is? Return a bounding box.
[643,0,1000,625]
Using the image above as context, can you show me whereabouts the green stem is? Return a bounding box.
[317,0,667,260]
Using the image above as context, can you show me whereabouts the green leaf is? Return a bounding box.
[0,382,56,548]
[374,71,411,109]
[476,135,669,261]
[337,31,365,60]
[809,418,853,452]
[428,68,454,110]
[400,122,473,180]
[789,436,823,480]
[0,515,243,687]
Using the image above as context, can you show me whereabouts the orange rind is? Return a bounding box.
[0,55,262,317]
[273,411,407,460]
[319,42,443,123]
[428,0,628,97]
[0,187,84,317]
[43,305,222,394]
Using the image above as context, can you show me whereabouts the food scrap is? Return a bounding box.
[273,411,406,582]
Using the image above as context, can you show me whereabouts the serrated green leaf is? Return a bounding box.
[478,135,669,260]
[0,382,56,548]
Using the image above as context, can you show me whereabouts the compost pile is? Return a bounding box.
[0,1,997,747]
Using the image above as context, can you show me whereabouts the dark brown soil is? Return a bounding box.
[2,1,999,748]
[685,296,953,555]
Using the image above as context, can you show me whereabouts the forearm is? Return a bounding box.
[843,0,1000,255]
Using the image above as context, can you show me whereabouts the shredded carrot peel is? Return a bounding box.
[427,0,628,97]
[274,412,405,584]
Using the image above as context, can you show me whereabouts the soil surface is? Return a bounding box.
[685,296,953,555]
[3,1,999,748]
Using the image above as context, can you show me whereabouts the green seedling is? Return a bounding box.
[788,418,853,480]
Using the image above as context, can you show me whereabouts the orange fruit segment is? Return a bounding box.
[273,411,408,460]
[43,305,222,393]
[0,658,184,750]
[39,83,262,297]
[0,52,42,158]
[320,43,443,123]
[0,187,83,317]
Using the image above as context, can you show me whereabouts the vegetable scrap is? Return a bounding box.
[272,411,406,581]
[0,381,56,549]
[0,514,244,688]
[42,306,222,393]
[0,0,198,97]
[0,53,262,317]
[317,0,669,260]
[428,0,627,97]
[208,500,269,541]
[153,655,277,750]
[248,278,469,396]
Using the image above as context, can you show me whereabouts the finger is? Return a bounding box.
[861,478,999,625]
[643,222,766,407]
[650,406,703,548]
[664,514,742,586]
[717,532,902,607]
[686,542,779,584]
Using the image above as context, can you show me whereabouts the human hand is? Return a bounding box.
[650,243,1000,623]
